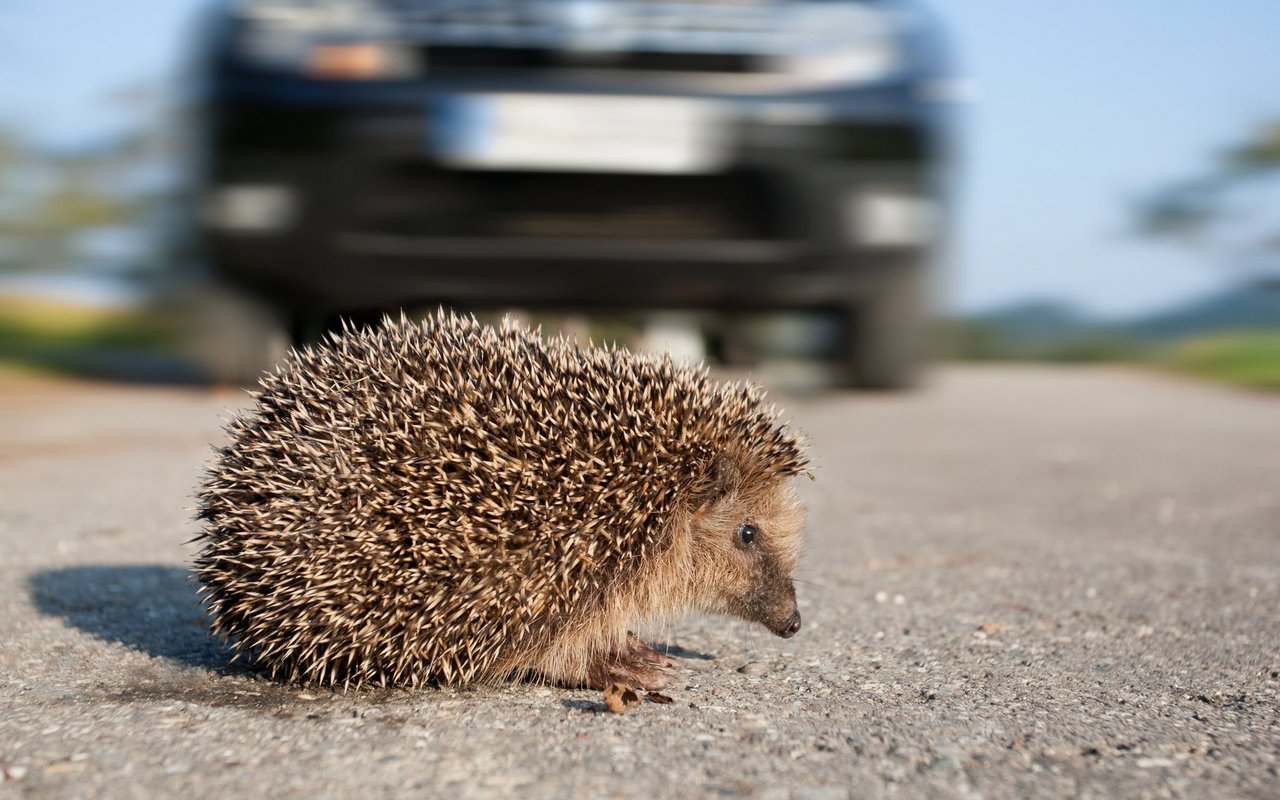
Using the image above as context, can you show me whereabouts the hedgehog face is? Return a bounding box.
[687,475,806,639]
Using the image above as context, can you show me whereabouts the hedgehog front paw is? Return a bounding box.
[625,632,676,669]
[585,641,673,691]
[586,658,670,692]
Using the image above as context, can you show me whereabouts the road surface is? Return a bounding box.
[1,365,1277,798]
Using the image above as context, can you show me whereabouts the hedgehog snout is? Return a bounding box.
[775,610,802,639]
[762,600,801,638]
[744,563,801,639]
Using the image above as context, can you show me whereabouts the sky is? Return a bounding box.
[931,0,1280,316]
[2,0,1279,317]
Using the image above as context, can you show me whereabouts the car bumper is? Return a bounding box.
[200,67,948,311]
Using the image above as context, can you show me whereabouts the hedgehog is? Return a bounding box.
[194,311,809,690]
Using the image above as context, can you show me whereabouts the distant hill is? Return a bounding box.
[967,301,1102,348]
[952,280,1280,360]
[1124,282,1280,340]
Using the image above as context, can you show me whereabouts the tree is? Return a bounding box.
[0,81,170,275]
[1135,121,1280,283]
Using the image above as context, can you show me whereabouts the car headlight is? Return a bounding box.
[233,0,417,79]
[776,2,904,88]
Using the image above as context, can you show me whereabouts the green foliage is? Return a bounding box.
[0,298,177,379]
[942,319,1144,363]
[1224,122,1280,170]
[0,124,142,272]
[1040,335,1147,363]
[943,320,1008,361]
[1162,332,1280,389]
[1133,119,1280,261]
[0,298,169,348]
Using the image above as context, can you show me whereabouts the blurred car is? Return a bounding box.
[188,0,955,386]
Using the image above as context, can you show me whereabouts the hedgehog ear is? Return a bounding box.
[692,453,742,510]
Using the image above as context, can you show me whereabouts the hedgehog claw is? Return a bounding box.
[627,632,677,668]
[601,661,670,692]
[586,644,673,691]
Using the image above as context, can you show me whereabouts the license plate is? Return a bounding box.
[431,94,728,174]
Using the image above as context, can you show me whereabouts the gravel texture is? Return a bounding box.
[1,365,1277,799]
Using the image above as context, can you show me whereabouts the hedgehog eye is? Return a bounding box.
[736,522,758,547]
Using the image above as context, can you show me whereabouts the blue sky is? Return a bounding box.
[2,0,1278,316]
[933,0,1280,315]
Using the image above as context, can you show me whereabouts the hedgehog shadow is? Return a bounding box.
[29,565,720,686]
[28,565,233,671]
[654,643,715,661]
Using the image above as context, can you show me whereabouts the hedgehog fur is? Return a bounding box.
[194,312,808,689]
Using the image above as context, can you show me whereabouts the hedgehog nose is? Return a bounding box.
[779,610,802,638]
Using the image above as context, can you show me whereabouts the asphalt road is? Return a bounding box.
[1,365,1277,799]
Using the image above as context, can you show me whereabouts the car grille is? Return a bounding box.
[423,45,762,74]
[383,0,786,36]
[382,0,792,73]
[345,166,790,242]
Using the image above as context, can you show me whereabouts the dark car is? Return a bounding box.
[188,0,955,386]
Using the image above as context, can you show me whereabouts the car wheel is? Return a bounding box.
[715,313,762,368]
[836,262,930,390]
[184,281,292,386]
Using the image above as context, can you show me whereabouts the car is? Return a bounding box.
[185,0,956,387]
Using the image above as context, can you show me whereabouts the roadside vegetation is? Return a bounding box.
[1160,331,1280,389]
[2,294,1277,390]
[0,296,176,379]
[944,320,1280,391]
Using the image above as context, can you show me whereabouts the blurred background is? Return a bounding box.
[1,0,1278,390]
